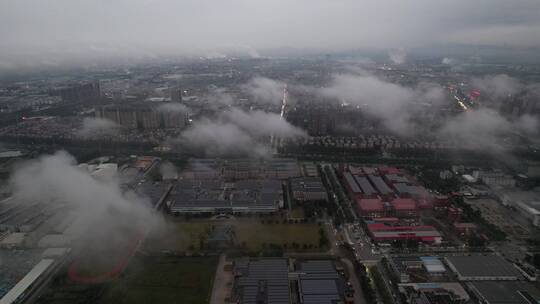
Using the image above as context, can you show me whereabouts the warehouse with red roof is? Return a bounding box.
[357,198,385,218]
[391,198,418,217]
[367,224,442,244]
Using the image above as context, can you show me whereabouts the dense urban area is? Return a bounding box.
[0,45,540,304]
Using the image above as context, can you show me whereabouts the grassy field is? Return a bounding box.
[143,221,212,252]
[233,221,321,251]
[99,256,218,304]
[143,218,323,252]
[289,206,306,219]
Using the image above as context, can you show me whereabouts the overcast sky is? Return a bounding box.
[1,0,540,62]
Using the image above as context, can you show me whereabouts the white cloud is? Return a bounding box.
[318,72,445,135]
[176,108,306,157]
[9,151,159,239]
[77,117,120,138]
[242,77,285,105]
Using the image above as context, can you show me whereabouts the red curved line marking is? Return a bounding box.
[68,231,144,284]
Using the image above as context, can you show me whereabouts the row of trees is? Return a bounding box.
[369,266,394,304]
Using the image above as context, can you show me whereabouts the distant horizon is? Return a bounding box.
[2,0,540,73]
[2,43,540,78]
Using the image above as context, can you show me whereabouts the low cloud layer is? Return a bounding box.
[176,108,306,157]
[242,77,285,105]
[281,71,539,153]
[471,74,523,101]
[439,108,534,150]
[319,72,445,135]
[77,117,120,138]
[9,151,158,239]
[388,48,407,64]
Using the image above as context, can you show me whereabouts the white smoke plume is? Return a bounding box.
[388,48,407,64]
[223,108,305,138]
[177,108,306,157]
[242,77,285,105]
[159,161,178,180]
[77,117,120,138]
[179,120,269,157]
[9,151,159,240]
[442,57,456,65]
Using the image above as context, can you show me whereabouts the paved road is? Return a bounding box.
[345,223,381,264]
[341,258,367,304]
[210,253,232,304]
[325,222,368,304]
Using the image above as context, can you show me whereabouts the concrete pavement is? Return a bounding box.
[210,253,233,304]
[341,258,367,304]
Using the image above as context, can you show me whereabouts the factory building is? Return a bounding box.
[289,177,327,202]
[389,256,447,283]
[368,174,394,198]
[367,224,442,244]
[180,158,301,181]
[168,179,283,214]
[342,165,431,203]
[0,259,58,304]
[391,198,418,218]
[357,198,386,218]
[398,283,470,304]
[233,258,290,304]
[445,255,521,281]
[467,281,540,304]
[473,170,516,187]
[232,258,351,304]
[343,172,378,199]
[354,175,378,197]
[384,173,410,184]
[389,256,424,283]
[223,159,262,179]
[265,158,302,179]
[356,197,419,219]
[181,159,221,179]
[420,257,446,277]
[343,172,363,199]
[294,260,351,304]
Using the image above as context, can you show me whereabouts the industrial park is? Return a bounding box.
[1,1,540,304]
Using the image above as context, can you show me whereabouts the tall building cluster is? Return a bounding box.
[50,81,101,103]
[95,103,187,130]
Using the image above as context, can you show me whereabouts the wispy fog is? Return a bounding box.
[1,0,540,70]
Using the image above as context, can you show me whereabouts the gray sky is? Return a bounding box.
[1,0,540,72]
[1,0,540,57]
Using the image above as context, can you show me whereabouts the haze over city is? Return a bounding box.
[2,0,540,71]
